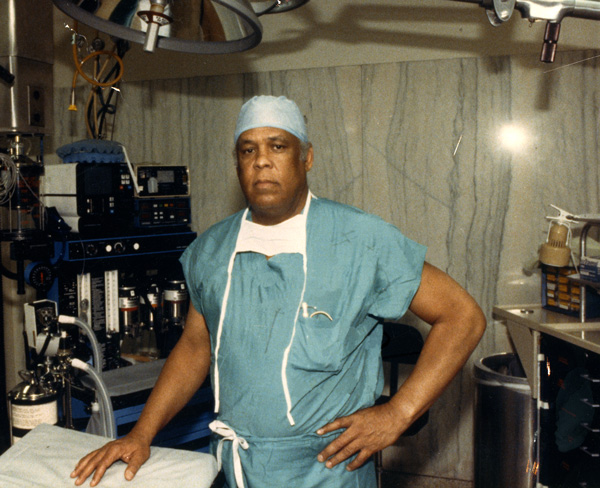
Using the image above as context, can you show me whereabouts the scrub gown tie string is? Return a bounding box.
[209,420,249,488]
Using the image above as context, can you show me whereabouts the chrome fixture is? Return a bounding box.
[250,0,309,15]
[53,0,310,54]
[452,0,600,62]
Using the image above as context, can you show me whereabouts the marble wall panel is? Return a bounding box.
[361,56,515,479]
[51,47,600,483]
[498,51,600,305]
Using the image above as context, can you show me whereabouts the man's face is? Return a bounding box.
[236,126,313,225]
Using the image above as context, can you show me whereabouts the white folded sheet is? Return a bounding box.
[0,423,218,488]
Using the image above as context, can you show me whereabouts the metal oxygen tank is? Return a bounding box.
[7,369,58,444]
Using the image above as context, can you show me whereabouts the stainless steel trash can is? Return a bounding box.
[474,353,536,488]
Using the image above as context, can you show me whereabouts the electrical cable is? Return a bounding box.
[95,83,118,138]
[83,51,116,138]
[71,42,124,89]
[0,263,18,280]
[69,22,125,120]
[73,38,128,138]
[38,333,52,360]
[95,41,128,139]
[85,90,96,138]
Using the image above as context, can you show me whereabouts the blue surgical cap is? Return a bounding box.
[234,95,308,144]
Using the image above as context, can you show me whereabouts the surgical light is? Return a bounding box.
[52,0,262,53]
[251,0,309,14]
[52,0,309,54]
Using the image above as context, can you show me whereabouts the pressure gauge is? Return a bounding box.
[25,262,56,293]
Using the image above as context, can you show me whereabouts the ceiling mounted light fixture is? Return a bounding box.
[52,0,266,54]
[449,0,600,62]
[250,0,309,15]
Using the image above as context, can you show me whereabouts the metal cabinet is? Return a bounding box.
[493,305,600,488]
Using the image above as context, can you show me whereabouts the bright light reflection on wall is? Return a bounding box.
[498,123,529,153]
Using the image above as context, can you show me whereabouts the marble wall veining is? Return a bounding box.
[52,48,600,482]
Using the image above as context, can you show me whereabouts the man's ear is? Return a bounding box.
[304,145,314,172]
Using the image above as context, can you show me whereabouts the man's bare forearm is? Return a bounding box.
[131,305,212,443]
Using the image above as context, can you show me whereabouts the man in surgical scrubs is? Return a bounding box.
[72,95,486,488]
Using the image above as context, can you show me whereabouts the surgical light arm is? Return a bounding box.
[450,0,600,62]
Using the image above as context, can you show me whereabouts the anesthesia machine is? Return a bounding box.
[5,138,214,451]
[0,0,214,453]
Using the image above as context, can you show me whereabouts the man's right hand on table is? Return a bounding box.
[71,432,151,487]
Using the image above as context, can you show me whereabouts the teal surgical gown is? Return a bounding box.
[180,196,426,488]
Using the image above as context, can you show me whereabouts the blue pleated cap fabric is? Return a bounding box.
[234,95,308,144]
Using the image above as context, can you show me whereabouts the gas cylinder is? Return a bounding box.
[7,371,58,444]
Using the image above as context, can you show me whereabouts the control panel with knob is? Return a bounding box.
[55,232,196,262]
